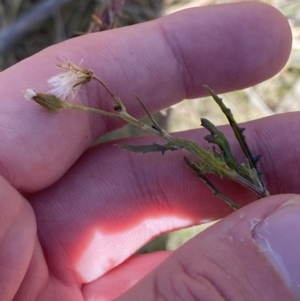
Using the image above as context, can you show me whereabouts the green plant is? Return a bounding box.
[24,59,269,210]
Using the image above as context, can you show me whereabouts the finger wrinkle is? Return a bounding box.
[153,258,227,301]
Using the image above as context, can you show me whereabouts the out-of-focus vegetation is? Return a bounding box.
[1,0,299,125]
[1,0,299,252]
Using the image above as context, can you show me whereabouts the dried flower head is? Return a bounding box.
[47,60,94,100]
[23,89,66,113]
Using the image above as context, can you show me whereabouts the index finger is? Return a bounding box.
[0,2,292,193]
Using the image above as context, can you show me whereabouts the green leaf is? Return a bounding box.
[201,118,240,171]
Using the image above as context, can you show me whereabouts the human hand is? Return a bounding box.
[0,2,297,300]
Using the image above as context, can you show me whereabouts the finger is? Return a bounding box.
[31,113,300,283]
[113,195,300,301]
[0,2,291,192]
[30,111,300,285]
[0,176,36,301]
[82,252,171,300]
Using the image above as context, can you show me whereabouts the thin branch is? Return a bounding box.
[183,157,240,210]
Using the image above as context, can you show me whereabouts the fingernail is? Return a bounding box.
[253,196,300,298]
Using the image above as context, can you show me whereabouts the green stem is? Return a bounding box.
[64,103,119,118]
[184,157,240,210]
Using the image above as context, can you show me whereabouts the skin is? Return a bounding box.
[0,2,297,300]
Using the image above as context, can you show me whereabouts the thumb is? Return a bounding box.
[115,194,300,301]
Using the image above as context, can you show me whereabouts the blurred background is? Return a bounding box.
[0,0,299,252]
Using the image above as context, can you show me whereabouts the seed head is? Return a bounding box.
[23,89,66,113]
[47,60,94,100]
